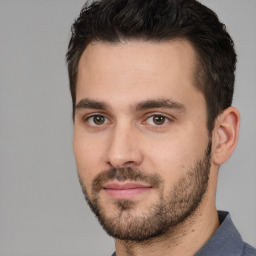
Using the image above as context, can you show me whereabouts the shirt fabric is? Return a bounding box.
[111,211,256,256]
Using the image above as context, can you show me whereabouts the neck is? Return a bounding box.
[114,197,219,256]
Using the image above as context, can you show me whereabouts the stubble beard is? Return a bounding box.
[79,140,212,242]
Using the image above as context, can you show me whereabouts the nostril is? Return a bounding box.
[106,160,139,170]
[123,161,135,166]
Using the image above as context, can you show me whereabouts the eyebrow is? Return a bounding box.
[75,98,185,113]
[75,98,110,111]
[134,99,186,112]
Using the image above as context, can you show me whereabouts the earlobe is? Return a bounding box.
[212,107,240,165]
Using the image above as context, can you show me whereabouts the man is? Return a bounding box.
[66,0,256,255]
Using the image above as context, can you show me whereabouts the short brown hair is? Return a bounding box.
[66,0,237,131]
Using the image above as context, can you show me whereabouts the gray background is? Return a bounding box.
[0,0,255,255]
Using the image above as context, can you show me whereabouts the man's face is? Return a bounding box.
[73,40,212,241]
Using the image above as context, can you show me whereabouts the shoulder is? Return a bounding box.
[243,242,256,256]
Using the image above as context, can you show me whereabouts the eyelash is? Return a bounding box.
[83,113,173,128]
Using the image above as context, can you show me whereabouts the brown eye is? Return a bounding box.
[93,115,105,125]
[146,115,169,126]
[152,115,166,125]
[87,115,108,126]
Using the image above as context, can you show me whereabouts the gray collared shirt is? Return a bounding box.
[111,211,256,256]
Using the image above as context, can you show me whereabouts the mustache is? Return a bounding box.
[92,167,162,193]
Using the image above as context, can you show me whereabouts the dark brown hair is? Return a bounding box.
[66,0,237,131]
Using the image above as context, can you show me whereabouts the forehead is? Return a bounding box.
[76,40,201,107]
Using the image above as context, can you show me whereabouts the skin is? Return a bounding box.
[73,40,240,256]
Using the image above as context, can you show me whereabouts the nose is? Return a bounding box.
[106,124,143,169]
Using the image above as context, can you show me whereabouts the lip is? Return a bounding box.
[103,182,153,199]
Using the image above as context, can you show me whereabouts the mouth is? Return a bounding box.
[103,182,153,200]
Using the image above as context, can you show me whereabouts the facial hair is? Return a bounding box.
[79,140,212,242]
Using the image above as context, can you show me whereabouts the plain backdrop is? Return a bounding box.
[0,0,255,255]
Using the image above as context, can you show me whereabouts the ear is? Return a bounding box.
[211,107,240,166]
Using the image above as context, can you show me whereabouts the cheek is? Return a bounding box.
[144,139,186,182]
[143,131,208,183]
[73,129,105,188]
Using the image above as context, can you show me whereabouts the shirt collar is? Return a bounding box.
[195,211,244,256]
